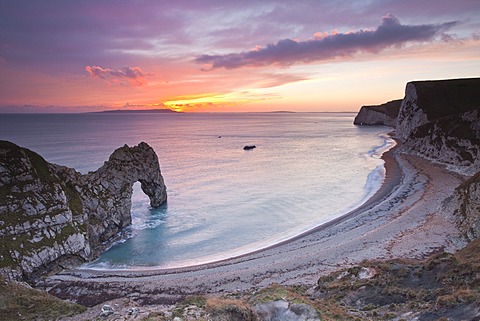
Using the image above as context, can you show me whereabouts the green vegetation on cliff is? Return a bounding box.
[413,78,480,120]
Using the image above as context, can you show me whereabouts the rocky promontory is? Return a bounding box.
[0,141,166,282]
[353,99,402,127]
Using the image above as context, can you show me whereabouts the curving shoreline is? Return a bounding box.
[42,139,467,307]
[57,135,400,276]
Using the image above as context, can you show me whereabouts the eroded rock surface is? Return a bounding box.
[355,78,480,174]
[0,141,166,282]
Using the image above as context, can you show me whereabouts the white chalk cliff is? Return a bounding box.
[353,99,402,127]
[396,78,480,175]
[356,77,480,242]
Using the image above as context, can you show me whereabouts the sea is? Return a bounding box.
[0,112,394,269]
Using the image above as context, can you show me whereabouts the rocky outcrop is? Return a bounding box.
[444,172,480,241]
[0,141,166,282]
[353,99,402,127]
[401,109,480,175]
[254,300,320,321]
[396,78,480,175]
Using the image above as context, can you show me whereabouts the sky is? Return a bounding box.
[0,0,479,113]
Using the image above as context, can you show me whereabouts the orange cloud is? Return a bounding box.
[85,65,149,86]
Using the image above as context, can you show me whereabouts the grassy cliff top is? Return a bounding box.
[0,277,86,320]
[411,77,480,120]
[361,99,402,118]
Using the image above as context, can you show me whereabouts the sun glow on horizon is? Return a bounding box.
[1,2,479,113]
[162,91,276,112]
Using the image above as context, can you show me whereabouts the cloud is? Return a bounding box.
[195,14,458,70]
[85,65,149,86]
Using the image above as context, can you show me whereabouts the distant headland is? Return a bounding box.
[95,109,180,114]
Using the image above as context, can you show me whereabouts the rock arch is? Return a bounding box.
[81,142,167,254]
[0,141,167,281]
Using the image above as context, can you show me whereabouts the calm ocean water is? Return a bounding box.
[0,112,394,269]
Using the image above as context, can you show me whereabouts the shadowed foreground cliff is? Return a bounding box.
[0,141,166,282]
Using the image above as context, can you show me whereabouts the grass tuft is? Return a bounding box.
[0,276,86,320]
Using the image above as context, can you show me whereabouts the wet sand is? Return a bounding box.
[43,143,467,307]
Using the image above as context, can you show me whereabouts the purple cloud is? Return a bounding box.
[0,1,189,72]
[0,1,475,78]
[195,14,458,70]
[85,66,149,86]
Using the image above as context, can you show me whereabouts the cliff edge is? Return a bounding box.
[0,141,167,282]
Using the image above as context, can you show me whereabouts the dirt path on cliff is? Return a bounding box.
[41,149,467,307]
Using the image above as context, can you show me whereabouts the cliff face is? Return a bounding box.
[396,78,480,175]
[354,77,480,245]
[353,79,480,175]
[393,78,480,242]
[0,141,166,281]
[400,109,480,175]
[353,99,402,127]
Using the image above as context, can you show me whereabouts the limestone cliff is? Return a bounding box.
[353,99,401,127]
[392,78,480,241]
[396,78,480,175]
[0,141,166,282]
[396,78,480,139]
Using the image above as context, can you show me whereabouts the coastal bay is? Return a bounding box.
[43,140,468,307]
[1,112,390,271]
[1,0,479,316]
[2,78,479,319]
